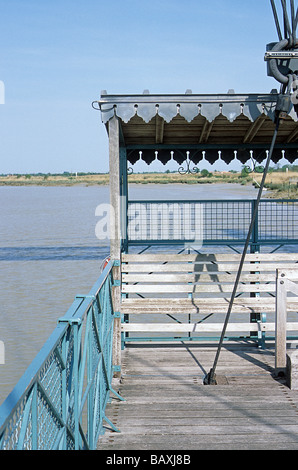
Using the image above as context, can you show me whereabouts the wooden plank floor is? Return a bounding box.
[97,342,298,450]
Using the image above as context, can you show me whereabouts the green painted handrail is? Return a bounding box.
[0,261,123,450]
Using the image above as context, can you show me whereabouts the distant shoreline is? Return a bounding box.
[0,171,239,187]
[0,171,297,198]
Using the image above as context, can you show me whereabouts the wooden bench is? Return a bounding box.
[121,253,298,342]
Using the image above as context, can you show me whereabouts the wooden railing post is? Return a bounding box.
[275,269,287,373]
[109,116,122,377]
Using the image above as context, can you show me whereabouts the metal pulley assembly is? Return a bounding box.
[275,91,293,119]
[265,39,298,85]
[265,0,298,118]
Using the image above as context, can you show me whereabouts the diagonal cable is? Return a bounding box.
[271,0,283,39]
[271,0,298,41]
[204,116,281,385]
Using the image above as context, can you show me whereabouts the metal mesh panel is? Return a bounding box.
[0,397,27,449]
[0,264,115,450]
[202,201,251,242]
[127,199,298,246]
[258,200,298,241]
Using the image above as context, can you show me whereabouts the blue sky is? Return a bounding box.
[0,0,287,174]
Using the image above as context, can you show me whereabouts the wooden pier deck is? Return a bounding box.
[97,342,298,451]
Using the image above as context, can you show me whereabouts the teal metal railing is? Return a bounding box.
[126,199,298,251]
[0,260,123,450]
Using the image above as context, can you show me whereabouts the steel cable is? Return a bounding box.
[204,116,281,385]
[271,0,283,40]
[271,0,298,43]
[291,0,296,42]
[281,0,293,42]
[204,0,298,385]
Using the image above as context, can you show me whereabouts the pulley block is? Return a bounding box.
[265,39,298,84]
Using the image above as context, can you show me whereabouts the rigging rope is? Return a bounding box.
[204,115,281,385]
[204,0,298,385]
[271,0,283,40]
[270,0,298,46]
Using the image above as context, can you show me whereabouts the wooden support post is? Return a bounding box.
[109,116,121,377]
[275,269,287,374]
[120,146,128,253]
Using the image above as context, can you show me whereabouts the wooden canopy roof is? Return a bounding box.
[95,91,298,165]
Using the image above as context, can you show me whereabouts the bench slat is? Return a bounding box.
[122,322,298,333]
[122,253,298,262]
[121,298,298,314]
[122,297,298,304]
[122,273,277,283]
[122,263,298,273]
[122,284,276,294]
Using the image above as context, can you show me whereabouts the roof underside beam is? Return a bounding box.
[155,114,164,144]
[243,114,267,143]
[99,93,298,165]
[199,120,214,143]
[285,126,298,143]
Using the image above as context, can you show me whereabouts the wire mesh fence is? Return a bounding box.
[0,262,118,450]
[126,199,298,248]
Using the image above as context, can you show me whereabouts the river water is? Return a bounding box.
[0,181,285,405]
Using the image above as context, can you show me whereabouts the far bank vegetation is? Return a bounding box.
[1,165,298,198]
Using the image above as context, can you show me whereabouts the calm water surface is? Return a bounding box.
[0,182,262,404]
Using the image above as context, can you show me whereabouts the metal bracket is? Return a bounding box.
[178,155,199,175]
[266,40,298,85]
[265,51,298,60]
[75,295,96,300]
[58,316,82,325]
[275,93,292,121]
